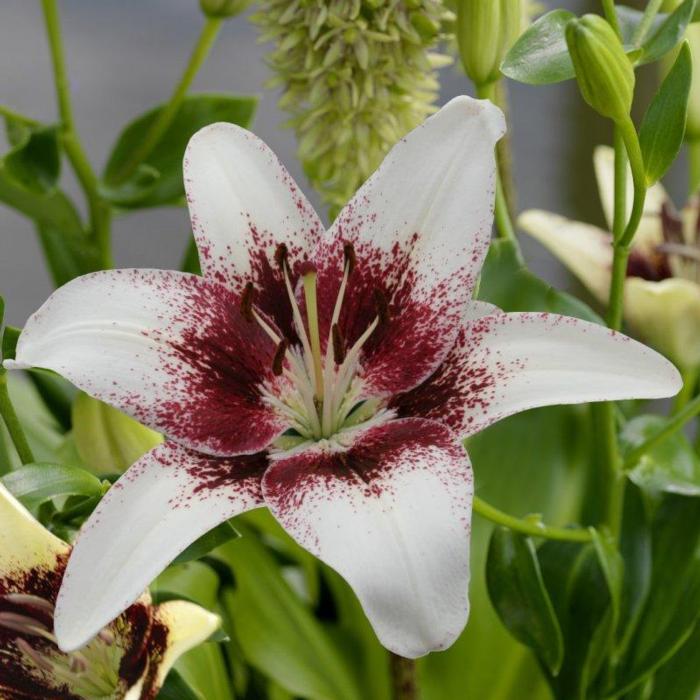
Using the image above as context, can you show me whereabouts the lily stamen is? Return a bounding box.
[301,266,324,400]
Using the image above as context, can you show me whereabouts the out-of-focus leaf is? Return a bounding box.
[172,521,240,565]
[154,561,220,608]
[1,463,103,511]
[640,0,695,64]
[157,669,202,700]
[649,624,700,700]
[102,94,257,209]
[478,239,602,323]
[639,42,691,184]
[621,415,700,496]
[617,6,667,49]
[613,495,700,695]
[501,10,576,85]
[26,369,75,431]
[2,325,19,365]
[35,223,101,288]
[181,237,202,275]
[215,531,364,700]
[4,125,60,194]
[486,528,564,675]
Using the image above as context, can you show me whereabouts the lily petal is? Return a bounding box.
[54,442,266,651]
[391,312,681,437]
[518,209,613,303]
[594,145,666,251]
[262,418,473,658]
[9,269,287,457]
[314,96,505,397]
[184,123,324,337]
[0,483,67,576]
[625,277,700,370]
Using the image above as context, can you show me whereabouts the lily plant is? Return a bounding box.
[0,483,218,699]
[5,97,680,660]
[520,145,700,373]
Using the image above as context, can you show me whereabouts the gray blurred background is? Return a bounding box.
[0,0,686,325]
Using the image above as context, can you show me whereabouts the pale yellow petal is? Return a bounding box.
[625,277,700,370]
[593,144,666,252]
[151,600,220,690]
[0,483,68,576]
[518,209,612,303]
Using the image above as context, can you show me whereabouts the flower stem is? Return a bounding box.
[108,17,223,185]
[390,653,417,700]
[673,367,698,413]
[41,0,112,268]
[688,138,700,195]
[601,0,622,38]
[0,374,34,465]
[472,496,592,543]
[631,0,664,46]
[623,392,700,470]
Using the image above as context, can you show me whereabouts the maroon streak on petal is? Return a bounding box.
[184,123,323,337]
[391,312,682,438]
[13,269,289,457]
[55,442,267,652]
[262,418,473,658]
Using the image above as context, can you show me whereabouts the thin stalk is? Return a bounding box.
[689,138,700,195]
[673,367,698,413]
[612,128,628,238]
[601,0,623,37]
[472,496,592,543]
[390,653,417,700]
[624,392,700,470]
[41,0,112,268]
[617,118,647,248]
[108,17,223,184]
[631,0,664,46]
[0,374,34,465]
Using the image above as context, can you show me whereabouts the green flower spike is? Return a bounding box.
[252,0,453,214]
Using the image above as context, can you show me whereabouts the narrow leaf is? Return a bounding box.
[641,0,696,64]
[172,521,240,565]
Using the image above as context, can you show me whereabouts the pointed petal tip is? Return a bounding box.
[438,95,506,143]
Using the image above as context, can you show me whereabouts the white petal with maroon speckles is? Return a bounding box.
[392,312,682,437]
[184,122,323,295]
[8,269,288,457]
[54,441,266,652]
[313,97,506,399]
[262,418,473,659]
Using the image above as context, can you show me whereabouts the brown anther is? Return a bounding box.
[274,243,289,271]
[272,339,289,376]
[373,288,390,326]
[240,282,255,322]
[98,628,116,646]
[332,323,346,364]
[343,242,356,275]
[0,611,47,635]
[16,638,54,672]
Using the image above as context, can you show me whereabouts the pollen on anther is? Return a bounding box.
[373,288,390,326]
[272,338,289,376]
[343,242,356,275]
[332,323,346,364]
[274,243,289,270]
[240,282,255,322]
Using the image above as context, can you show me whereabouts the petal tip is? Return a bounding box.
[437,95,506,143]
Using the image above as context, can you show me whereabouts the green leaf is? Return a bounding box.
[639,42,691,184]
[215,531,364,700]
[26,369,75,432]
[35,224,101,288]
[616,6,667,48]
[172,521,240,565]
[478,239,602,322]
[2,463,104,511]
[649,623,700,700]
[1,325,19,365]
[641,0,696,64]
[181,237,202,275]
[155,561,220,608]
[157,669,203,700]
[620,415,700,496]
[486,528,564,675]
[4,125,60,194]
[501,10,576,85]
[102,94,257,209]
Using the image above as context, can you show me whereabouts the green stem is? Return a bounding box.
[41,0,112,268]
[624,392,700,470]
[617,118,647,248]
[612,128,628,239]
[109,17,223,184]
[688,138,700,195]
[631,0,664,46]
[601,0,623,38]
[0,374,34,465]
[673,367,698,413]
[472,496,592,543]
[390,653,417,700]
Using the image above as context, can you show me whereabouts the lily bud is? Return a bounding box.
[199,0,252,18]
[457,0,522,87]
[72,392,163,475]
[566,14,635,124]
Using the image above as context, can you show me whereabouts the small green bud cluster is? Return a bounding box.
[457,0,523,87]
[252,0,452,214]
[566,14,635,125]
[199,0,253,18]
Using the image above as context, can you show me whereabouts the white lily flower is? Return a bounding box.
[0,483,218,699]
[520,145,700,370]
[5,97,680,659]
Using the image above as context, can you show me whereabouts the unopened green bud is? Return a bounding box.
[457,0,522,87]
[72,393,163,475]
[199,0,252,18]
[566,14,635,124]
